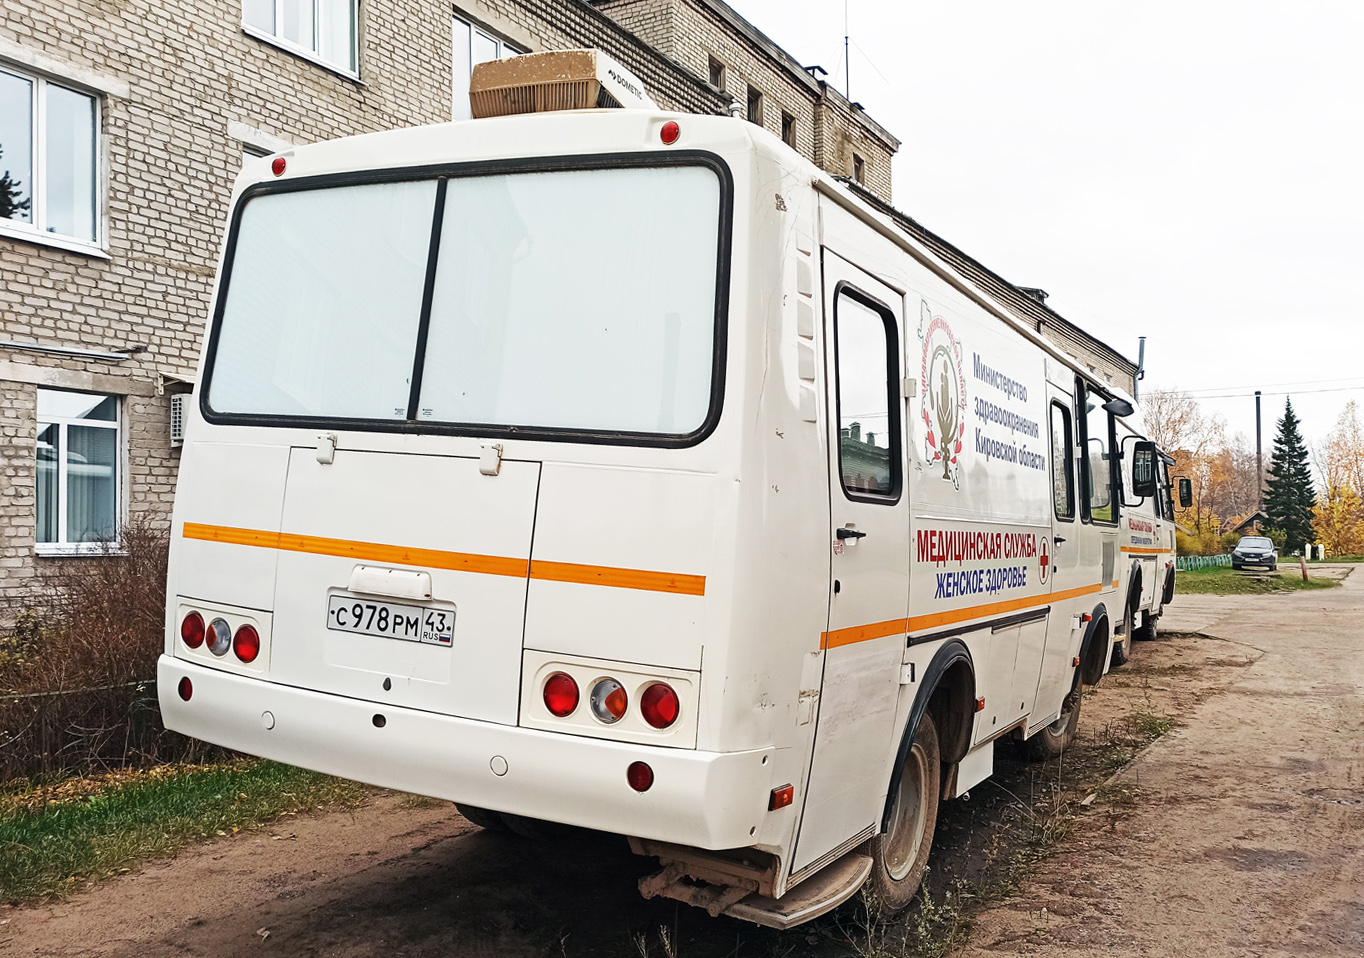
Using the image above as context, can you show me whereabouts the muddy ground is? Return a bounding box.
[8,568,1357,957]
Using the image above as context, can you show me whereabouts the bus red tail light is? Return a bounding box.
[233,624,260,663]
[177,676,193,701]
[543,672,579,717]
[640,683,680,729]
[180,611,205,649]
[627,761,653,792]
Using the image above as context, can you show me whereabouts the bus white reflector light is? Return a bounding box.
[639,682,680,728]
[543,672,579,717]
[177,677,193,701]
[233,624,260,663]
[627,761,653,792]
[660,120,680,145]
[769,784,794,810]
[180,611,205,649]
[271,157,286,176]
[590,678,627,724]
[206,617,232,656]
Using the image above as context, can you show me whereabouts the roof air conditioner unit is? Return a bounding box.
[170,394,186,446]
[468,49,657,119]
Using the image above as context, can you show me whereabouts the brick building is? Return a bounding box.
[0,0,903,599]
[0,0,1132,601]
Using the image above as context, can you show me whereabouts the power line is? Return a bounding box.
[1176,376,1364,396]
[1161,384,1364,401]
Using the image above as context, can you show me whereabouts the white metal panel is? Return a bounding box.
[524,462,716,671]
[268,448,539,725]
[169,441,290,613]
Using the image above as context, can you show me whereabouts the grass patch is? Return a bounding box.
[1177,566,1338,594]
[0,760,365,903]
[1311,555,1364,563]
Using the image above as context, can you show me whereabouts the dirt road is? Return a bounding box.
[962,566,1364,957]
[8,568,1361,956]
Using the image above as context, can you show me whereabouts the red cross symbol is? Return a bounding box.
[1039,537,1051,584]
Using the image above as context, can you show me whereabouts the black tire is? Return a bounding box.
[1133,611,1159,642]
[455,803,510,832]
[1232,562,1242,571]
[1162,568,1176,604]
[1026,681,1081,760]
[867,712,940,916]
[1271,562,1278,571]
[1112,591,1136,667]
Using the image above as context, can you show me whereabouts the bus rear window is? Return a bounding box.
[205,163,724,440]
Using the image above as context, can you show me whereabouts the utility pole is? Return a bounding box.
[1255,390,1263,510]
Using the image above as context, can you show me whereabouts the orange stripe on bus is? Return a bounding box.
[530,559,706,596]
[1121,546,1170,555]
[182,523,705,596]
[820,582,1105,650]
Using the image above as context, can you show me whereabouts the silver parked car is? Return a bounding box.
[1231,536,1278,571]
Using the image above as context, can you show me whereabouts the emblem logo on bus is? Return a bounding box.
[1039,536,1051,584]
[919,301,967,489]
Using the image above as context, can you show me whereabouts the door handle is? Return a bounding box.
[837,528,867,540]
[1053,536,1066,545]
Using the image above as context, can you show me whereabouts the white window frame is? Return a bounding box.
[35,389,122,555]
[451,12,524,120]
[242,0,360,79]
[0,63,104,256]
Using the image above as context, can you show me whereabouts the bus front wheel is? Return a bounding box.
[868,712,940,915]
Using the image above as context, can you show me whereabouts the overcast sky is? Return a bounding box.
[727,0,1364,457]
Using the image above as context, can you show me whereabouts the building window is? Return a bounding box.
[242,144,269,168]
[707,56,725,90]
[781,112,795,147]
[242,0,357,75]
[36,389,120,551]
[452,14,524,121]
[0,65,99,247]
[746,85,763,125]
[852,153,865,184]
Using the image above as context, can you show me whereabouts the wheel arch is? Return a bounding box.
[1078,604,1111,685]
[881,639,974,833]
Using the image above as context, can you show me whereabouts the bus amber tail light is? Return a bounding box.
[543,672,579,717]
[640,682,680,729]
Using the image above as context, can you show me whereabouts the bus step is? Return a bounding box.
[725,850,872,929]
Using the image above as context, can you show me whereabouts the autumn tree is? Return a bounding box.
[1312,401,1364,555]
[1263,399,1315,553]
[1141,389,1227,539]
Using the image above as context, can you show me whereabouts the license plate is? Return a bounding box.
[326,595,454,646]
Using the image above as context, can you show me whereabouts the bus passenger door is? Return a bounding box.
[1034,377,1084,725]
[793,253,909,873]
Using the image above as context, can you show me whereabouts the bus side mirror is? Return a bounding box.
[1177,477,1193,509]
[1132,441,1157,497]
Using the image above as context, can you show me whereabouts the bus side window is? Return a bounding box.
[1082,388,1116,524]
[1050,401,1075,520]
[834,288,901,501]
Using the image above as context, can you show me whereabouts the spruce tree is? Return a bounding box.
[1262,398,1316,553]
[0,144,33,221]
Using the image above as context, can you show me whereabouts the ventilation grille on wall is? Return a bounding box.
[170,394,186,446]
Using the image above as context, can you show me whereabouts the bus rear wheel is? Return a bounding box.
[868,712,940,915]
[1026,681,1081,760]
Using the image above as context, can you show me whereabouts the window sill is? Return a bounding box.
[0,223,109,259]
[242,26,363,85]
[35,545,125,558]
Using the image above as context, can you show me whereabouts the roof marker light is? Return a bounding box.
[271,156,286,176]
[660,120,680,145]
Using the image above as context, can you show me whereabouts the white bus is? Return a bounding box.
[1111,422,1180,666]
[159,51,1166,929]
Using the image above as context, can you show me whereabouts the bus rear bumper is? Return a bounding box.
[157,656,773,850]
